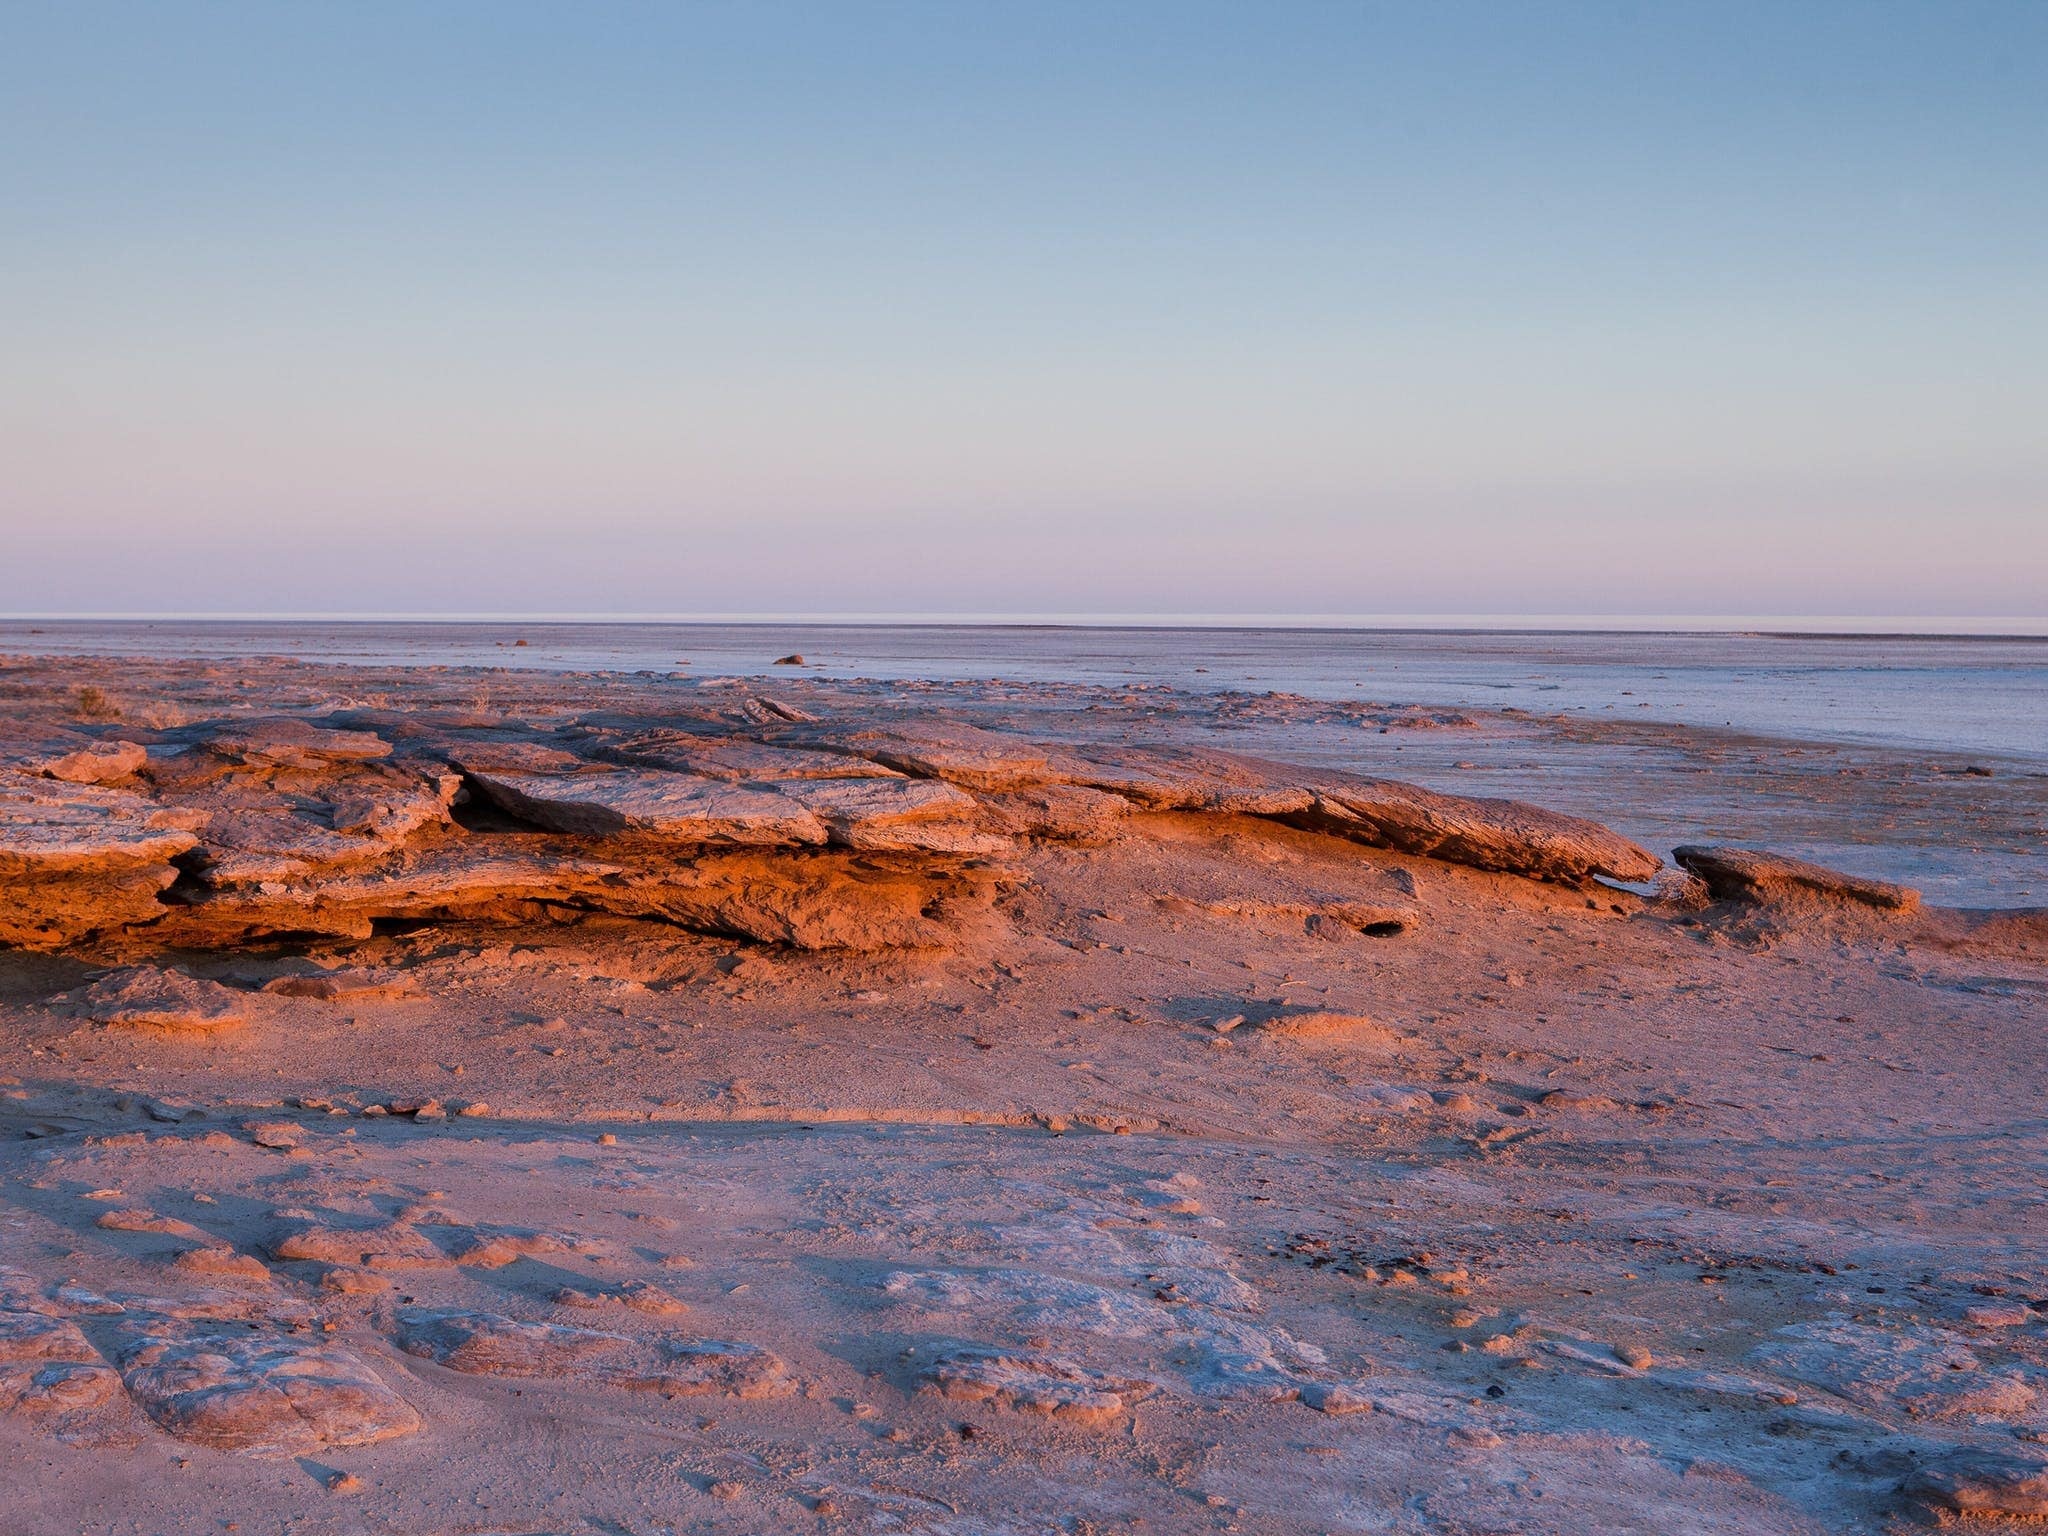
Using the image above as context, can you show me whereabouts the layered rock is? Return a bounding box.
[1293,779,1663,885]
[0,777,199,948]
[789,725,1657,883]
[0,695,1664,955]
[1673,846,1920,914]
[465,766,829,845]
[153,844,1007,951]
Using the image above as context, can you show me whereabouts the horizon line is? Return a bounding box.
[3,611,2048,639]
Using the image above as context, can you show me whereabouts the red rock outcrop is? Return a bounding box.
[0,695,1659,955]
[1673,845,1920,914]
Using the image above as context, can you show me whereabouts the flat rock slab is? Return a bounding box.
[258,967,422,1002]
[116,1322,421,1454]
[198,719,392,768]
[1902,1447,2048,1518]
[441,739,591,775]
[1674,845,1921,913]
[466,768,827,846]
[1306,780,1662,885]
[919,1344,1152,1425]
[796,723,1059,792]
[174,767,460,890]
[978,784,1131,843]
[554,1280,688,1316]
[161,849,636,944]
[0,691,1677,955]
[1752,1320,2035,1419]
[1254,1010,1400,1046]
[272,1221,454,1272]
[66,968,254,1034]
[1057,744,1318,816]
[597,730,901,783]
[0,778,197,871]
[778,776,1009,855]
[398,1308,630,1376]
[623,1339,796,1400]
[394,1308,790,1399]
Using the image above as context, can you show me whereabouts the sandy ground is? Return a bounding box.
[3,657,2046,1534]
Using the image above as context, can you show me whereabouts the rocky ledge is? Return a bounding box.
[1,693,1664,954]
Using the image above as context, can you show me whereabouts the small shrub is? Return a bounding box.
[72,684,122,721]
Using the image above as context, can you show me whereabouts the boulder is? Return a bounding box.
[32,740,148,785]
[117,1322,420,1454]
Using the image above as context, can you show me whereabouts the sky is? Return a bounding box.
[2,1,2044,620]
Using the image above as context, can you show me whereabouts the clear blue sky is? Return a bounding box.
[2,1,2043,618]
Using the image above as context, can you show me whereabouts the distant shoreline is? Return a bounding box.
[4,614,2048,640]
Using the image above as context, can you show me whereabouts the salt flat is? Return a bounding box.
[1,652,2044,1532]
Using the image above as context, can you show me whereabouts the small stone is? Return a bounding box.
[1615,1343,1654,1370]
[1963,1302,2032,1328]
[326,1471,363,1494]
[1302,1382,1374,1415]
